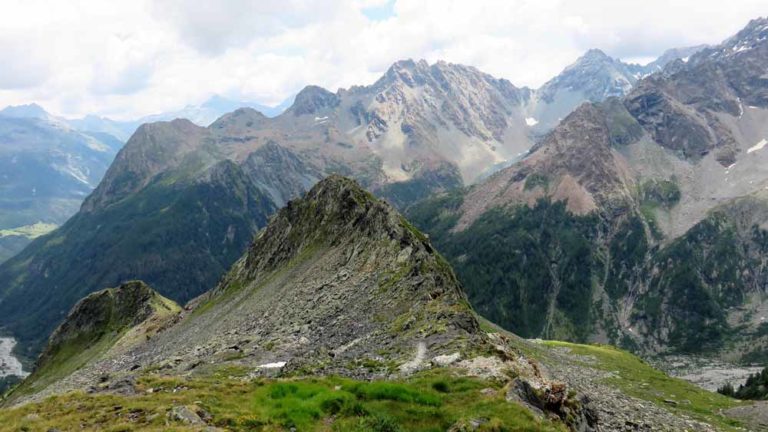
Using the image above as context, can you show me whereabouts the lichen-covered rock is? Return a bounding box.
[37,281,179,371]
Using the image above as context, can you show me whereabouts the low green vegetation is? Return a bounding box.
[597,97,645,146]
[543,341,746,431]
[0,222,58,239]
[377,166,463,210]
[637,212,768,353]
[718,367,768,400]
[523,173,549,191]
[0,376,22,396]
[639,178,681,209]
[0,370,567,431]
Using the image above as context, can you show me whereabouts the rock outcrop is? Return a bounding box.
[5,281,180,402]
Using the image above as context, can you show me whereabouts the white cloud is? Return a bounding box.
[0,0,764,119]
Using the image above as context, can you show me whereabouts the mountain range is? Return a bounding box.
[0,95,293,264]
[409,17,768,364]
[526,45,707,133]
[0,46,681,356]
[0,35,722,360]
[69,94,295,142]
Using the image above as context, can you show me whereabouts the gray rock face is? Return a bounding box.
[288,85,340,116]
[241,141,322,208]
[626,18,768,166]
[524,47,705,133]
[167,406,206,425]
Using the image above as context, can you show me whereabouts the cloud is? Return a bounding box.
[151,0,351,55]
[0,36,50,89]
[0,0,764,119]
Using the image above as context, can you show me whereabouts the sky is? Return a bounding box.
[0,0,764,120]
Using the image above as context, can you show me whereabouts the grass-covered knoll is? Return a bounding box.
[6,282,180,402]
[543,341,746,431]
[0,370,567,431]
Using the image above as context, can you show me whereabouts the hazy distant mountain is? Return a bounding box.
[524,46,708,132]
[137,94,293,127]
[639,44,709,74]
[68,95,294,142]
[0,106,122,263]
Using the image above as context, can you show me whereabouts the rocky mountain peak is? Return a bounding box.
[0,103,50,120]
[537,49,636,104]
[579,48,614,63]
[81,118,208,212]
[61,175,488,380]
[240,174,432,275]
[378,58,432,88]
[725,17,768,48]
[288,85,340,116]
[209,107,268,130]
[691,17,768,64]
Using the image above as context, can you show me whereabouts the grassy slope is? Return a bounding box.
[540,341,746,431]
[0,337,749,431]
[0,368,566,432]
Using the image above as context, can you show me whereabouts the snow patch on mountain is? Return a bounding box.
[747,139,768,154]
